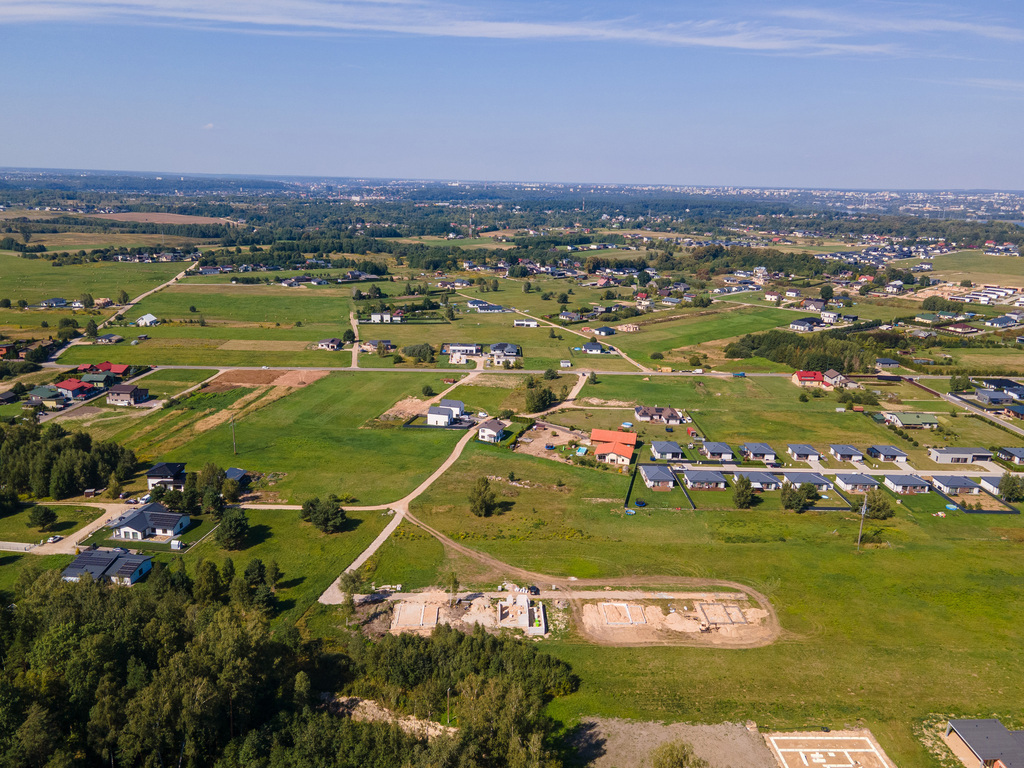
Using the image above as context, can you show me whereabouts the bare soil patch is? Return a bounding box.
[209,369,281,387]
[329,696,456,740]
[87,212,234,225]
[569,718,774,768]
[218,340,310,352]
[580,397,635,407]
[273,369,330,387]
[380,396,428,420]
[513,424,585,461]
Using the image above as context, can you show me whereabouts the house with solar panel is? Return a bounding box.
[107,502,190,541]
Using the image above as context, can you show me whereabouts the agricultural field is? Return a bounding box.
[606,306,797,362]
[452,277,630,317]
[143,372,466,505]
[0,250,184,305]
[931,249,1024,286]
[134,368,219,399]
[395,437,1024,768]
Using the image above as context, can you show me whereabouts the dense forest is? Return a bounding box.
[0,565,578,768]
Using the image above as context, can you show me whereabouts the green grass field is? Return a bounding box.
[184,506,391,627]
[0,505,104,543]
[932,249,1024,286]
[0,251,184,305]
[157,372,466,505]
[607,307,797,361]
[394,438,1024,768]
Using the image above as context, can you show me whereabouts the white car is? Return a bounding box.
[46,535,62,544]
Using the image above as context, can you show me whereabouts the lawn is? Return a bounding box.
[0,553,75,601]
[932,249,1024,286]
[396,441,1024,768]
[157,372,467,505]
[0,251,184,305]
[0,505,104,543]
[185,506,391,627]
[607,306,797,362]
[137,368,219,399]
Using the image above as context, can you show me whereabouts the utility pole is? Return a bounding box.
[857,496,867,550]
[231,417,237,455]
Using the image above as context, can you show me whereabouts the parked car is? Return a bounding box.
[527,585,540,595]
[46,535,62,544]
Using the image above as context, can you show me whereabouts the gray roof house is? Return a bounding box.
[582,341,604,354]
[835,473,879,492]
[439,399,465,415]
[107,502,190,540]
[928,447,993,464]
[787,444,821,460]
[781,472,833,490]
[883,475,930,494]
[997,447,1024,464]
[829,444,864,461]
[740,442,776,461]
[650,441,685,460]
[701,442,734,460]
[932,475,982,495]
[944,719,1024,768]
[639,464,676,490]
[683,470,728,489]
[731,471,782,490]
[867,445,908,462]
[146,462,187,491]
[62,549,153,586]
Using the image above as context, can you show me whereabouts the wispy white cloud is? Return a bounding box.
[0,0,1018,55]
[957,77,1024,94]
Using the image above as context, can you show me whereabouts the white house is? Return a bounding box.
[146,462,186,491]
[640,464,676,490]
[136,313,160,327]
[932,476,982,495]
[107,502,190,540]
[731,471,782,491]
[477,419,506,443]
[829,444,864,462]
[740,442,776,462]
[787,444,821,461]
[317,338,342,350]
[62,550,153,586]
[513,318,539,328]
[650,441,685,460]
[835,474,879,493]
[447,343,482,357]
[883,475,930,494]
[426,406,453,426]
[928,447,993,464]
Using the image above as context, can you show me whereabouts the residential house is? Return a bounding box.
[781,472,833,491]
[867,445,908,463]
[792,370,829,388]
[875,358,901,369]
[883,412,938,429]
[40,297,67,308]
[639,464,676,491]
[977,389,1014,406]
[701,442,734,461]
[591,429,637,466]
[426,406,454,426]
[830,444,864,462]
[146,462,187,491]
[1003,405,1024,420]
[559,311,582,322]
[884,475,930,494]
[985,315,1017,329]
[317,338,343,351]
[96,333,124,345]
[802,298,826,312]
[634,405,683,425]
[740,443,776,462]
[820,310,840,324]
[731,470,782,491]
[477,420,506,444]
[81,372,117,390]
[26,385,67,409]
[789,318,819,333]
[225,468,251,488]
[785,289,802,298]
[489,342,521,361]
[946,323,978,335]
[370,312,402,324]
[447,342,482,357]
[997,447,1024,465]
[593,326,616,337]
[513,319,538,328]
[439,399,465,416]
[362,340,394,353]
[932,476,982,495]
[944,719,1024,768]
[582,341,605,354]
[0,391,17,405]
[650,441,684,461]
[56,379,94,400]
[764,291,781,302]
[560,360,572,368]
[823,369,853,389]
[835,474,879,493]
[106,384,148,406]
[136,313,160,327]
[107,502,190,540]
[787,444,821,461]
[61,549,153,586]
[928,447,993,464]
[683,469,728,490]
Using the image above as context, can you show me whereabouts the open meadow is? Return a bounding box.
[389,434,1024,768]
[0,251,184,305]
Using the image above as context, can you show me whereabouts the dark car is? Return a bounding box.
[527,585,540,596]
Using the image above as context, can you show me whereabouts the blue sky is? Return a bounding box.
[3,0,1023,188]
